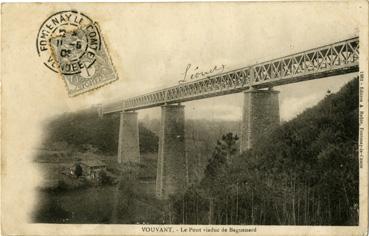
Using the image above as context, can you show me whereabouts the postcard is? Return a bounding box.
[1,2,368,236]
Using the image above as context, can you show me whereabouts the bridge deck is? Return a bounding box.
[102,37,359,114]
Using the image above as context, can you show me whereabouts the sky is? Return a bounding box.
[1,2,364,140]
[11,2,358,123]
[3,2,363,125]
[57,2,360,122]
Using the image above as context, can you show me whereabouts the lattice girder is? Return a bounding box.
[102,37,359,114]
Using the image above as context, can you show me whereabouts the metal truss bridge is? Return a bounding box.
[101,37,359,114]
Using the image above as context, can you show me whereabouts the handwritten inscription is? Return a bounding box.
[179,63,225,83]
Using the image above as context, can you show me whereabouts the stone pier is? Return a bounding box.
[156,104,187,200]
[240,88,280,152]
[117,111,140,163]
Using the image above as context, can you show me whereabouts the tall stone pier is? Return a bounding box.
[240,88,280,152]
[156,104,187,200]
[117,111,140,163]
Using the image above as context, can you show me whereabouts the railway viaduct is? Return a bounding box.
[99,37,359,199]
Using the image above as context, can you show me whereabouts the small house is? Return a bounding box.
[80,160,107,180]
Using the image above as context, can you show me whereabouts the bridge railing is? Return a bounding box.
[102,37,359,114]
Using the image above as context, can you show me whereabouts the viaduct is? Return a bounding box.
[99,37,359,200]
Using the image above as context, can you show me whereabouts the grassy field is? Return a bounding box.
[33,152,163,224]
[33,181,164,224]
[34,185,116,223]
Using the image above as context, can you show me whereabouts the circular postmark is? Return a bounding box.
[36,10,101,77]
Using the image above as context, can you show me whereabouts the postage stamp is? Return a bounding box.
[36,10,118,96]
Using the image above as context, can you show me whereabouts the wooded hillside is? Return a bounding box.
[43,112,159,154]
[170,78,359,225]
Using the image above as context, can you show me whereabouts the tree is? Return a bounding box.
[215,133,239,164]
[201,132,239,224]
[202,132,239,196]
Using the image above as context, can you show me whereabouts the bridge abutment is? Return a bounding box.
[117,111,140,163]
[240,88,280,152]
[156,104,187,200]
